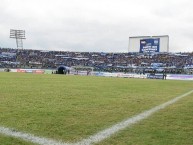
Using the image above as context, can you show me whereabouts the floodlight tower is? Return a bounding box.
[10,29,26,49]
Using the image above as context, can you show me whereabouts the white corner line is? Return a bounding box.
[0,126,71,145]
[1,90,193,145]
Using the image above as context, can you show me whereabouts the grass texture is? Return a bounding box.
[0,72,192,144]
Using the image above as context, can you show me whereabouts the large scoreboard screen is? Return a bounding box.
[140,38,160,53]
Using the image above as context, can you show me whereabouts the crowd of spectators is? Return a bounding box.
[0,47,193,74]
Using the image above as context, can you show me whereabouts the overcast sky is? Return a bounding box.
[0,0,193,52]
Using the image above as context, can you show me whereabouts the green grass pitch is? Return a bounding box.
[0,72,193,145]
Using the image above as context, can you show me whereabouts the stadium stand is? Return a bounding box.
[0,47,193,74]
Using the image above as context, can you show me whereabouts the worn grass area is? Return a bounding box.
[0,72,192,144]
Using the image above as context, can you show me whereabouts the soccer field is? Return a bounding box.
[0,72,193,145]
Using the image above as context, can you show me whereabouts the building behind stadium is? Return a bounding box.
[129,35,169,53]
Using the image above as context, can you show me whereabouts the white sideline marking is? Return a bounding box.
[0,90,193,145]
[0,127,71,145]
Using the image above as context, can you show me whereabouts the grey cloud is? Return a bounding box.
[0,0,193,52]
